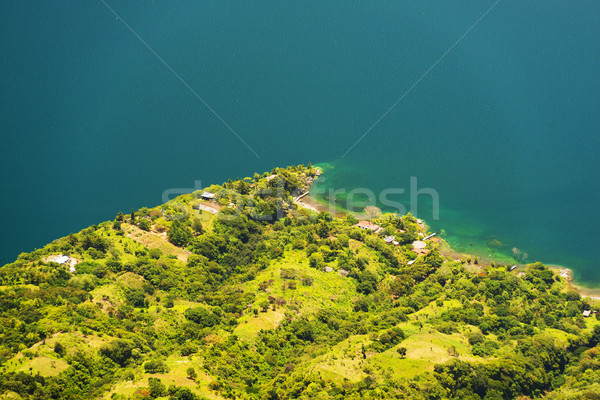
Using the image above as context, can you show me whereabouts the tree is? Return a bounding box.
[130,209,136,222]
[308,253,324,269]
[148,377,166,398]
[192,218,203,235]
[356,271,378,294]
[590,325,600,347]
[144,360,169,374]
[54,342,66,357]
[168,220,192,247]
[171,387,199,400]
[184,307,220,328]
[138,218,151,231]
[115,211,124,222]
[467,332,485,346]
[397,347,407,358]
[364,206,381,220]
[186,367,197,380]
[100,340,136,366]
[125,288,147,308]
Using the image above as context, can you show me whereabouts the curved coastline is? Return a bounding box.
[307,165,600,301]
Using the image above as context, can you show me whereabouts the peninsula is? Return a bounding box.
[1,164,599,399]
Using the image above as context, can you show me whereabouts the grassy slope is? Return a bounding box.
[7,210,599,398]
[3,166,600,400]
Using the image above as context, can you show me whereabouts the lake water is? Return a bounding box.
[1,1,599,284]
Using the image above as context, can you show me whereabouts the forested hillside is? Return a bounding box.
[1,165,599,400]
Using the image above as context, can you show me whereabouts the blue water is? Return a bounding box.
[1,1,599,284]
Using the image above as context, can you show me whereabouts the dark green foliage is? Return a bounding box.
[125,287,148,308]
[169,387,201,400]
[138,218,152,231]
[144,360,169,374]
[2,165,599,400]
[590,325,600,347]
[168,220,193,247]
[467,332,485,346]
[184,307,220,328]
[53,342,66,357]
[186,367,197,380]
[148,377,166,398]
[192,218,203,234]
[397,347,407,358]
[355,270,378,294]
[290,319,314,342]
[99,340,136,366]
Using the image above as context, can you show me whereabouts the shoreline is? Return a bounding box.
[305,165,600,301]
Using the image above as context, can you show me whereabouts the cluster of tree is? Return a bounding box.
[1,164,599,400]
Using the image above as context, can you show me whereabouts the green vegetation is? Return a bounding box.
[0,164,599,399]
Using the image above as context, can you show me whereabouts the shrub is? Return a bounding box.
[100,340,136,366]
[300,275,314,286]
[397,347,407,358]
[143,360,169,374]
[184,307,220,328]
[54,342,66,357]
[467,332,486,346]
[138,218,151,231]
[308,253,324,269]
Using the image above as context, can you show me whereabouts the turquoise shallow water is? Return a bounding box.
[1,1,599,284]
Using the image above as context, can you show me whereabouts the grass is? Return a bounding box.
[410,299,463,321]
[0,284,38,291]
[245,249,357,319]
[544,328,580,346]
[4,331,113,378]
[369,329,476,379]
[14,356,69,377]
[308,335,369,382]
[104,354,226,400]
[89,273,148,312]
[123,224,191,262]
[117,272,146,289]
[234,308,285,341]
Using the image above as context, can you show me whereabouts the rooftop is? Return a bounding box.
[412,240,427,249]
[355,220,381,232]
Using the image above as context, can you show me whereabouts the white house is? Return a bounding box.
[201,192,215,200]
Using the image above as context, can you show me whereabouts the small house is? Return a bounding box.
[384,236,395,244]
[355,220,382,233]
[583,310,592,317]
[201,192,215,200]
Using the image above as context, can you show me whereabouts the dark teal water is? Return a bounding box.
[1,2,599,284]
